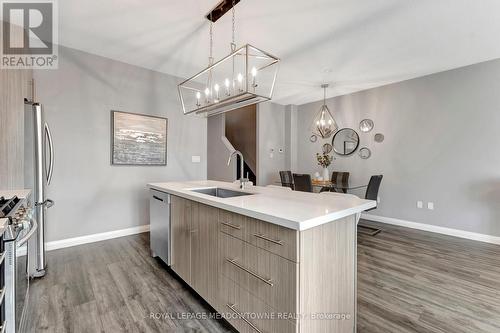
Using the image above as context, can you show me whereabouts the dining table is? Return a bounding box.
[311,180,368,191]
[274,179,368,192]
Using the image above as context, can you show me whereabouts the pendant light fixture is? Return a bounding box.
[178,0,280,117]
[310,84,338,139]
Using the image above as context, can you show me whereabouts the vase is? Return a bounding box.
[322,167,329,181]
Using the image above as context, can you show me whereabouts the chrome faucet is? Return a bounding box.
[227,150,249,189]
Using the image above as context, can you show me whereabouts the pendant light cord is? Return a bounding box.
[209,17,214,65]
[207,13,214,97]
[231,0,236,51]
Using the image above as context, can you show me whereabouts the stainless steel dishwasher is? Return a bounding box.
[149,189,171,265]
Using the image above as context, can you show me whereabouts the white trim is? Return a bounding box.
[17,225,150,256]
[361,213,500,245]
[47,225,150,251]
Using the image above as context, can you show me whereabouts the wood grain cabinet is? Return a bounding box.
[170,196,218,304]
[170,196,192,283]
[0,36,33,189]
[219,232,298,315]
[170,195,357,333]
[219,210,298,262]
[191,201,218,303]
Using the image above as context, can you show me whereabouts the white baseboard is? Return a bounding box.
[17,224,150,256]
[361,213,500,245]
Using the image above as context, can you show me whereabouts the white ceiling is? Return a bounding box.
[59,0,500,105]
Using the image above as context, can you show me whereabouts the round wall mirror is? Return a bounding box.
[322,143,333,154]
[332,128,360,156]
[359,119,374,133]
[374,133,385,143]
[359,147,371,159]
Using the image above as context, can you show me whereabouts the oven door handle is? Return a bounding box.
[17,219,38,247]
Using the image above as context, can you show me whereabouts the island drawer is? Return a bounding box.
[218,275,298,333]
[219,210,247,240]
[219,210,298,262]
[219,232,298,316]
[245,217,298,262]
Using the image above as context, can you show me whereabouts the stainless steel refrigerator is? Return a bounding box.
[24,101,54,278]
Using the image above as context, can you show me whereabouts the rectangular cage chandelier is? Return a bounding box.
[178,44,279,117]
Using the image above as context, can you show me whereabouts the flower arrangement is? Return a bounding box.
[316,152,333,168]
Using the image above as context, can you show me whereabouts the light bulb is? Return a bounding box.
[204,87,210,104]
[214,84,220,101]
[237,73,243,91]
[251,67,258,88]
[195,91,201,106]
[224,78,231,96]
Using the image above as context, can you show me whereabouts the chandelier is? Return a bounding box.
[178,1,279,117]
[311,84,338,138]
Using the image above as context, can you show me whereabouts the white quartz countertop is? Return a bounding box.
[148,180,376,231]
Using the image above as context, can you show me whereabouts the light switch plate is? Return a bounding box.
[427,202,434,210]
[417,201,423,209]
[191,155,201,163]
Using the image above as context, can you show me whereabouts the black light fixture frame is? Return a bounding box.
[206,0,241,22]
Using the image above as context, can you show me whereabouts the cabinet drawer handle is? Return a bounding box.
[253,233,283,246]
[221,222,242,230]
[226,303,262,333]
[225,258,274,287]
[189,229,198,233]
[152,195,164,202]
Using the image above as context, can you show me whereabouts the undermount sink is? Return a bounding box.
[189,187,254,198]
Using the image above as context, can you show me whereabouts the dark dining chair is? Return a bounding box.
[292,173,313,192]
[279,171,294,189]
[358,175,383,236]
[320,171,350,193]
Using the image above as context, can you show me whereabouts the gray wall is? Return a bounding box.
[284,104,298,171]
[225,105,257,175]
[34,46,207,242]
[257,102,287,186]
[207,102,287,186]
[207,114,235,182]
[296,58,500,237]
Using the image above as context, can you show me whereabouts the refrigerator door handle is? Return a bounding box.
[35,199,54,208]
[44,122,54,185]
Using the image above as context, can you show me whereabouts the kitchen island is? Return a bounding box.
[148,180,376,333]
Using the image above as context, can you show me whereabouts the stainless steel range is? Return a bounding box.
[0,193,38,333]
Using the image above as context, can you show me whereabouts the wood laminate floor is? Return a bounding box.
[23,233,233,333]
[25,220,500,333]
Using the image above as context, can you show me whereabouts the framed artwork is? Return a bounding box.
[111,110,168,165]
